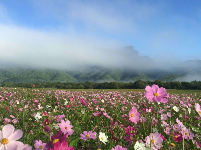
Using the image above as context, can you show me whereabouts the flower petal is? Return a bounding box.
[145,85,154,93]
[2,124,14,138]
[0,144,4,150]
[54,141,61,150]
[6,141,24,150]
[0,130,3,140]
[8,129,23,141]
[151,84,159,93]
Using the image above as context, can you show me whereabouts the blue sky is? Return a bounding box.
[0,0,201,69]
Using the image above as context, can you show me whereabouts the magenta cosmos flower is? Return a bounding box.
[129,106,140,124]
[144,84,169,103]
[59,120,74,135]
[0,124,24,150]
[80,131,97,141]
[111,145,127,150]
[45,130,68,149]
[195,103,201,117]
[145,132,163,150]
[49,140,74,150]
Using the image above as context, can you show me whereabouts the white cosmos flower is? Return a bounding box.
[188,108,191,114]
[64,100,68,105]
[46,105,51,109]
[152,128,159,133]
[134,141,149,150]
[34,112,42,121]
[38,105,43,110]
[173,106,179,112]
[81,109,85,114]
[99,132,108,145]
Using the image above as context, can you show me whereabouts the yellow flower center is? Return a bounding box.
[1,138,8,144]
[170,143,176,147]
[151,139,154,144]
[39,146,43,149]
[131,114,134,117]
[185,133,188,135]
[52,138,59,144]
[153,93,158,96]
[175,135,178,138]
[65,127,68,129]
[199,111,201,114]
[46,122,48,124]
[130,137,133,140]
[97,149,101,150]
[86,134,90,138]
[101,137,104,140]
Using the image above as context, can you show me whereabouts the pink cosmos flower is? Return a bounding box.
[129,106,140,124]
[80,131,97,141]
[12,118,18,124]
[161,114,167,121]
[4,118,11,124]
[164,127,171,135]
[111,145,127,150]
[181,127,194,140]
[10,115,15,119]
[103,112,111,119]
[173,124,181,132]
[34,140,47,150]
[144,84,169,103]
[56,115,65,122]
[0,124,24,150]
[145,132,163,150]
[59,120,74,135]
[167,112,171,117]
[195,103,201,117]
[80,98,87,106]
[92,112,102,117]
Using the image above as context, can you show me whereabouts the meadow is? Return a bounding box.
[0,85,201,150]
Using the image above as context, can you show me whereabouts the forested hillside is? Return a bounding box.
[0,60,201,83]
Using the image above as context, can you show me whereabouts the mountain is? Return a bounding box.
[0,47,200,83]
[0,60,200,83]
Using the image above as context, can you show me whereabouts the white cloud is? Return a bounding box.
[0,23,127,70]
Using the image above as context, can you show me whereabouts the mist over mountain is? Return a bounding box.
[0,46,200,83]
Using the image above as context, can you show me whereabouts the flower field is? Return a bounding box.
[0,85,201,150]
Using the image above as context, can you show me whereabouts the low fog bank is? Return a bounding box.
[174,73,201,82]
[0,24,182,72]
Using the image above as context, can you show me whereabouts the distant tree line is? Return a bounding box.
[1,80,201,90]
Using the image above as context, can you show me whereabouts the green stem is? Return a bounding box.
[183,130,184,150]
